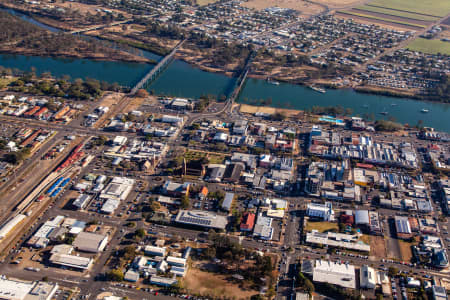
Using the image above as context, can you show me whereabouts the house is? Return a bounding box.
[198,186,208,200]
[240,212,255,231]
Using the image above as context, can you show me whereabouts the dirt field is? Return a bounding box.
[183,267,258,298]
[314,0,371,9]
[370,236,387,257]
[241,0,324,15]
[240,104,303,117]
[55,1,130,17]
[398,240,413,262]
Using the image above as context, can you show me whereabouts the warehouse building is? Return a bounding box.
[73,232,108,253]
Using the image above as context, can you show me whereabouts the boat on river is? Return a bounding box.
[308,85,326,93]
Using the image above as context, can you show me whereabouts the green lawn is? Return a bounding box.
[355,5,440,21]
[305,221,338,233]
[407,38,450,55]
[366,0,450,17]
[339,10,426,28]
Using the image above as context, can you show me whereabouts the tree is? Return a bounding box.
[106,269,124,281]
[180,194,190,209]
[135,89,149,98]
[134,228,146,239]
[388,266,398,277]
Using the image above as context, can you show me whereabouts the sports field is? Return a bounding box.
[407,38,450,55]
[366,0,450,18]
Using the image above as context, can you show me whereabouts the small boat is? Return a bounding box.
[380,111,388,115]
[267,78,280,85]
[391,103,397,106]
[309,85,326,93]
[362,104,369,108]
[421,109,429,113]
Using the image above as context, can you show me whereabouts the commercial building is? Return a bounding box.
[72,194,91,210]
[305,231,370,252]
[312,260,356,289]
[253,213,273,240]
[222,192,234,212]
[99,177,134,214]
[431,285,448,300]
[72,232,108,253]
[360,265,377,289]
[306,202,334,221]
[144,246,166,257]
[149,275,177,287]
[49,253,93,270]
[0,276,58,300]
[175,210,227,230]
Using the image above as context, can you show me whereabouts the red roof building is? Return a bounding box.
[240,212,255,232]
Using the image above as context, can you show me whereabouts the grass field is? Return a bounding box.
[366,0,450,17]
[407,38,450,55]
[355,5,440,21]
[0,77,15,88]
[184,150,226,164]
[338,10,427,28]
[305,221,338,233]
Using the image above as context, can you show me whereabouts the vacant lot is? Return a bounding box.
[398,240,413,262]
[305,221,338,233]
[365,0,450,17]
[370,236,386,257]
[407,38,450,55]
[240,104,303,117]
[184,150,226,164]
[241,0,324,15]
[196,0,220,5]
[183,267,258,298]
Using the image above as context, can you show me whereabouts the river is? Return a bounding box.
[1,8,450,132]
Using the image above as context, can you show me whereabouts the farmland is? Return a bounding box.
[337,10,427,29]
[354,5,440,22]
[407,38,450,55]
[365,0,450,18]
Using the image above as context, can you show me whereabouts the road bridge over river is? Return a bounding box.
[130,39,187,95]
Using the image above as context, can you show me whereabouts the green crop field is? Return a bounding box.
[366,0,450,18]
[355,5,440,22]
[407,38,450,55]
[338,10,427,28]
